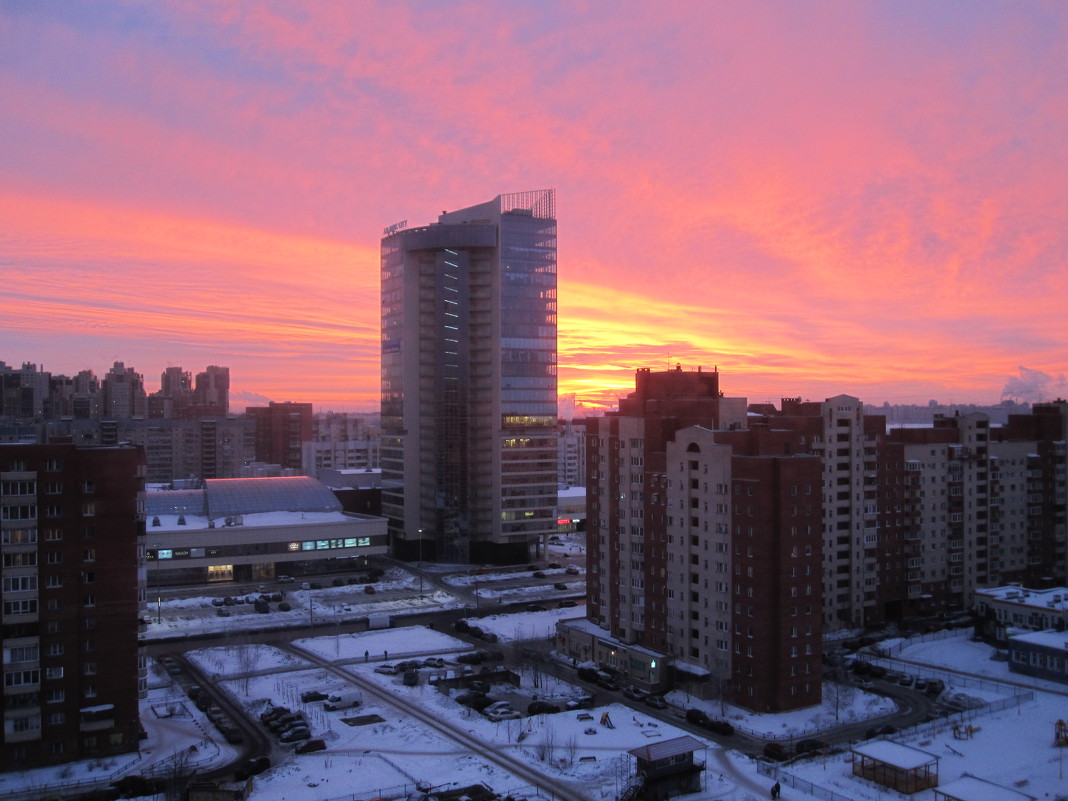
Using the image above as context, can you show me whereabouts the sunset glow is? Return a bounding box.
[2,1,1065,411]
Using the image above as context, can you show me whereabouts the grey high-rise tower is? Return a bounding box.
[381,190,558,564]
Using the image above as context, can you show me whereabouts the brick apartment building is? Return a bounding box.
[1,441,145,770]
[559,366,1066,713]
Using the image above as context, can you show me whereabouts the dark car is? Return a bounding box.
[644,695,668,709]
[260,706,291,724]
[565,693,596,710]
[279,726,311,743]
[622,686,648,702]
[532,571,547,578]
[526,603,548,612]
[457,651,487,665]
[565,566,581,575]
[300,690,327,703]
[577,666,600,683]
[481,631,499,643]
[763,742,788,761]
[527,700,561,715]
[685,708,710,727]
[865,724,897,739]
[559,600,577,608]
[707,719,734,736]
[235,756,271,780]
[596,675,620,691]
[553,583,568,591]
[363,584,376,594]
[454,619,470,633]
[795,738,828,755]
[295,738,327,754]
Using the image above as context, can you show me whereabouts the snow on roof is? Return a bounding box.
[1009,629,1068,650]
[148,510,354,532]
[628,735,707,762]
[852,740,939,769]
[936,774,1036,801]
[975,585,1068,611]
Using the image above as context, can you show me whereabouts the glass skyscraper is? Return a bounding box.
[381,190,558,564]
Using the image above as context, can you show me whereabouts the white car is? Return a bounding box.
[485,708,522,722]
[374,664,399,675]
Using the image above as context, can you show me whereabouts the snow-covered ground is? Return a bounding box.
[6,541,1066,801]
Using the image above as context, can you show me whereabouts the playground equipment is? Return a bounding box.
[1054,719,1068,747]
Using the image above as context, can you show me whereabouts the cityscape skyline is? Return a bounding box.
[2,2,1066,412]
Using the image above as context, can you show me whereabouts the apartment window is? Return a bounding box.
[81,503,95,517]
[46,552,62,564]
[45,482,63,494]
[44,528,62,541]
[44,505,62,518]
[82,548,96,563]
[83,662,97,676]
[44,667,64,680]
[81,571,95,584]
[1,527,37,544]
[2,575,38,592]
[44,458,61,471]
[47,644,64,657]
[46,689,64,703]
[49,714,65,728]
[82,594,96,608]
[3,599,38,616]
[84,684,97,699]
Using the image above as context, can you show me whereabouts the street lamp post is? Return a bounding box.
[417,529,424,598]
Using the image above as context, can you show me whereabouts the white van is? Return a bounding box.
[323,689,362,710]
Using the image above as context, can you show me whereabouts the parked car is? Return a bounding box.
[926,679,946,695]
[374,664,399,675]
[423,656,445,668]
[480,631,499,643]
[300,690,327,703]
[707,719,735,736]
[220,726,244,744]
[483,701,513,715]
[685,709,711,727]
[559,600,577,608]
[865,724,897,739]
[235,756,271,780]
[794,738,828,755]
[403,670,419,686]
[210,597,225,607]
[622,686,648,702]
[260,706,291,724]
[763,742,788,761]
[278,601,292,612]
[324,690,362,710]
[532,571,547,578]
[364,584,376,594]
[595,675,620,691]
[396,660,421,671]
[553,582,568,591]
[457,651,487,665]
[485,708,522,722]
[279,727,311,743]
[899,675,915,687]
[277,575,295,583]
[295,738,327,754]
[565,694,596,710]
[216,607,232,617]
[565,566,581,575]
[466,626,484,639]
[527,701,561,715]
[644,695,668,709]
[453,619,470,633]
[856,679,874,690]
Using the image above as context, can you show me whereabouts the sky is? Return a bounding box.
[2,0,1066,412]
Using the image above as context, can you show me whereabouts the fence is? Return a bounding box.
[759,685,1036,801]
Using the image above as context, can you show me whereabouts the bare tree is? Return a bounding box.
[159,745,195,801]
[537,724,557,763]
